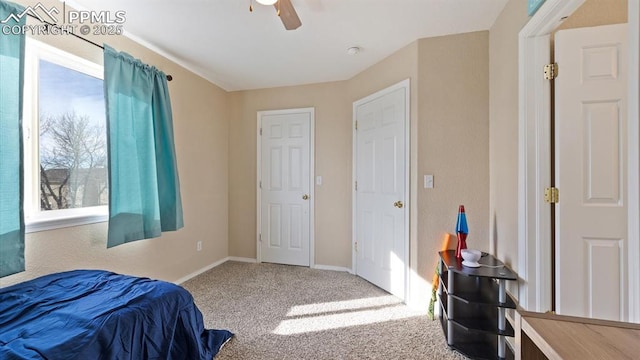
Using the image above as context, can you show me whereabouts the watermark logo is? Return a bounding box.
[1,3,59,24]
[1,2,125,36]
[67,10,126,25]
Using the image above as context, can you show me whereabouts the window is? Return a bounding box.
[24,39,108,232]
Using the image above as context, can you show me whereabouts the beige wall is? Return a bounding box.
[228,81,352,267]
[417,31,490,300]
[1,0,230,287]
[557,0,627,31]
[488,0,528,295]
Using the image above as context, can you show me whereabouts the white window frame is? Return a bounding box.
[23,39,108,233]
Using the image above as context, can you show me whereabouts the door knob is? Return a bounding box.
[394,201,404,208]
[302,194,310,200]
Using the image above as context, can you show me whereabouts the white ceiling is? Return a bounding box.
[67,0,509,91]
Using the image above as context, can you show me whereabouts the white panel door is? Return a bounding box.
[555,24,628,321]
[354,82,408,299]
[260,109,312,266]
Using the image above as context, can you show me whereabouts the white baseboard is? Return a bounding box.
[174,258,349,285]
[227,257,257,263]
[313,264,353,273]
[173,257,229,285]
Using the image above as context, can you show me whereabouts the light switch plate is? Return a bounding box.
[424,175,434,188]
[316,176,322,186]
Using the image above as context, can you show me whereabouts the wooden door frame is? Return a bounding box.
[518,0,640,322]
[352,79,411,301]
[256,107,316,267]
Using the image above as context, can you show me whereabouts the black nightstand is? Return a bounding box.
[438,250,517,360]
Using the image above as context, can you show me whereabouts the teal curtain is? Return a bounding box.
[104,45,183,248]
[0,0,26,277]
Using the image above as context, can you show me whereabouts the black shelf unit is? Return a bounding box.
[438,250,517,360]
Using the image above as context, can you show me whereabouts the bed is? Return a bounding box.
[0,270,233,359]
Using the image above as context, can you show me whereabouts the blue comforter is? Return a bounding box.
[0,270,233,359]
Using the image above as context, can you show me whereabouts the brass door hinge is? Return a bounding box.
[544,63,558,80]
[354,242,358,252]
[544,187,559,203]
[355,181,358,191]
[355,121,358,130]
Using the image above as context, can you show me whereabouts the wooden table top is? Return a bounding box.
[520,311,640,360]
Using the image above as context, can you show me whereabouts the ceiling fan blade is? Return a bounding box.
[274,0,302,30]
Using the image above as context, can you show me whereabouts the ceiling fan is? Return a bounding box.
[250,0,302,30]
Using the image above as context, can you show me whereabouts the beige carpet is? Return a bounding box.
[182,261,466,360]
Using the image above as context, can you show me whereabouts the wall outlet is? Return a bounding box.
[196,241,202,252]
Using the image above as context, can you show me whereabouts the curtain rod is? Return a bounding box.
[25,13,173,81]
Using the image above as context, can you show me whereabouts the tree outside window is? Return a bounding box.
[37,59,108,211]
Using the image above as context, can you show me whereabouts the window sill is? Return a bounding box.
[26,207,108,233]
